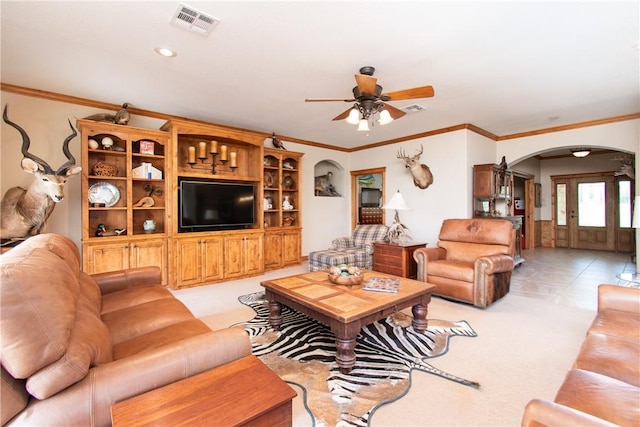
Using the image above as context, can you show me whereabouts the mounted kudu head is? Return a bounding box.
[1,105,82,239]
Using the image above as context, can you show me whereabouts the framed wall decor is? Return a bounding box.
[534,183,542,207]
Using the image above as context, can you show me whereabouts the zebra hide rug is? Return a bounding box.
[237,292,479,427]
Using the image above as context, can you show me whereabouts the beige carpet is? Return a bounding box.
[173,267,595,426]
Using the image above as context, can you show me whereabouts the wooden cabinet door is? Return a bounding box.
[173,238,202,289]
[264,231,283,270]
[224,235,245,279]
[243,234,263,276]
[83,242,130,274]
[130,239,167,285]
[282,230,301,265]
[201,237,224,283]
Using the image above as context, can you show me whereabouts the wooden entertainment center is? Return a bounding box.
[79,118,303,289]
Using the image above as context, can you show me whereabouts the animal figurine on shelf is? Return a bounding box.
[397,144,433,189]
[271,132,286,150]
[1,105,82,239]
[83,103,131,125]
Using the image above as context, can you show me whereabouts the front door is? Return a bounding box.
[553,173,620,250]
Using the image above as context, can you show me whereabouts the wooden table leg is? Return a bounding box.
[411,303,428,332]
[268,300,283,330]
[335,336,357,374]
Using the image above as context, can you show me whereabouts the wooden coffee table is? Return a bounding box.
[261,270,436,373]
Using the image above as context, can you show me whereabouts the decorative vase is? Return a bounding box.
[143,219,156,234]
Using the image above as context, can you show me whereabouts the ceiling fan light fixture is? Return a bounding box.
[346,107,360,125]
[357,118,370,132]
[377,109,394,125]
[571,148,591,158]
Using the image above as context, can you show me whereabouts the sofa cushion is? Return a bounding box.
[439,241,511,264]
[427,259,474,282]
[101,285,174,315]
[103,298,197,345]
[573,333,640,387]
[1,241,80,378]
[588,308,640,342]
[1,367,29,426]
[555,369,640,426]
[26,275,113,399]
[113,319,213,360]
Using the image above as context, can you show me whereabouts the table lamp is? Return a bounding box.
[382,190,412,242]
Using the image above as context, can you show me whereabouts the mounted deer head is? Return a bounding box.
[612,153,635,179]
[1,105,82,239]
[397,144,433,189]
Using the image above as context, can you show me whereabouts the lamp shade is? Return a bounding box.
[633,196,640,228]
[346,108,360,125]
[382,190,411,211]
[377,109,394,125]
[357,119,370,132]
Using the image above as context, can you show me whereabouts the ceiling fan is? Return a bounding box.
[305,66,434,130]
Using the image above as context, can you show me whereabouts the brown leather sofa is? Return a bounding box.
[413,218,515,308]
[522,284,640,426]
[1,233,252,426]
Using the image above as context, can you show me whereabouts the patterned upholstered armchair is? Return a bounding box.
[308,224,389,271]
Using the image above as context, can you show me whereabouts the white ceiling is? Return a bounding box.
[1,1,638,150]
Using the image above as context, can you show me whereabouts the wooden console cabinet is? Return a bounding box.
[111,356,297,427]
[373,241,426,279]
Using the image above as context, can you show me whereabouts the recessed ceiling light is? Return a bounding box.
[154,47,177,57]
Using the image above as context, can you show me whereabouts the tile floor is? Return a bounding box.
[510,247,637,311]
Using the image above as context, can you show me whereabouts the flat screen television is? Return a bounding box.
[360,188,381,207]
[178,178,255,232]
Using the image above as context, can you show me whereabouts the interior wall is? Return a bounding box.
[2,90,638,260]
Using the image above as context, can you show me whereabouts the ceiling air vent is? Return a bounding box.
[402,104,426,114]
[171,3,220,36]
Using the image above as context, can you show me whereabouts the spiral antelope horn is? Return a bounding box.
[56,120,78,174]
[2,105,55,174]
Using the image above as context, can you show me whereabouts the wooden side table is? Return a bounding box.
[372,241,426,279]
[111,355,297,427]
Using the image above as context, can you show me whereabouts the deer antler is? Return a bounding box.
[56,120,78,174]
[414,144,423,158]
[397,147,408,159]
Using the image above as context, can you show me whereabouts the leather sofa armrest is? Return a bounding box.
[597,284,640,314]
[413,247,446,281]
[91,266,162,295]
[521,399,618,427]
[476,254,515,274]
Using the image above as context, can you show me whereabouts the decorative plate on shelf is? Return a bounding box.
[88,182,120,207]
[283,175,294,189]
[264,172,274,188]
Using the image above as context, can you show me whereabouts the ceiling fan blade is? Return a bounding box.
[332,107,354,121]
[381,102,407,119]
[383,85,435,101]
[305,98,355,102]
[355,73,378,95]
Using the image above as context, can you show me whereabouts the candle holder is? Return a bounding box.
[186,145,237,174]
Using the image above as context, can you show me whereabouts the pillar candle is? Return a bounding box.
[198,142,207,159]
[210,140,218,154]
[229,151,237,168]
[220,145,228,161]
[187,146,196,163]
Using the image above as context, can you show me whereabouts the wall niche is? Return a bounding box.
[314,160,343,197]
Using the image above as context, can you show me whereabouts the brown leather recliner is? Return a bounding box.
[413,218,515,308]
